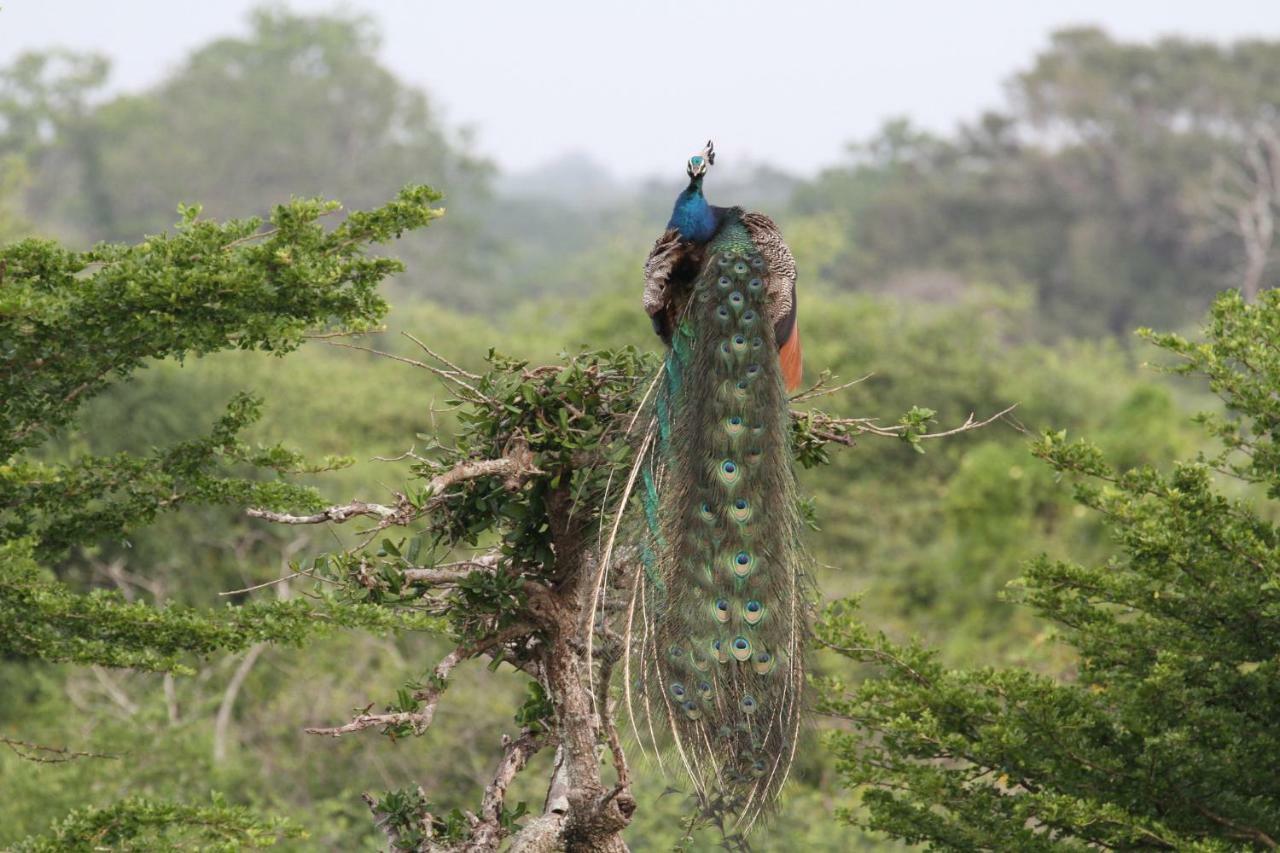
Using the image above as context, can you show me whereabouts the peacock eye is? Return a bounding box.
[751,256,764,269]
[741,694,758,712]
[729,416,742,425]
[748,277,762,290]
[717,306,729,318]
[734,638,749,650]
[747,364,759,374]
[737,380,748,390]
[736,552,750,565]
[723,461,736,474]
[746,600,761,612]
[756,652,771,663]
[742,310,755,321]
[734,335,745,345]
[718,276,732,288]
[716,599,728,611]
[751,337,763,349]
[735,498,748,509]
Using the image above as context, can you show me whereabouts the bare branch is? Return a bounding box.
[246,500,397,526]
[469,729,553,850]
[794,403,1017,445]
[0,735,117,764]
[306,624,533,738]
[788,371,874,404]
[247,447,539,530]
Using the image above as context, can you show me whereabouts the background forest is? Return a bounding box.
[3,7,1279,850]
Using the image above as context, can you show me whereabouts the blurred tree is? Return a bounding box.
[792,28,1280,339]
[6,9,495,305]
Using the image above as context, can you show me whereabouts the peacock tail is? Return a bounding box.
[625,209,809,825]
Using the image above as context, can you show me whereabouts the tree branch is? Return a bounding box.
[305,624,534,738]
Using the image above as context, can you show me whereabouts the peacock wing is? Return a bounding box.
[741,212,802,390]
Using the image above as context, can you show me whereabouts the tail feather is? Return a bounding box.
[631,213,809,823]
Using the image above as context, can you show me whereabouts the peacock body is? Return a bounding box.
[622,142,809,824]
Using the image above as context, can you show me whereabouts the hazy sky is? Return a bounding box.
[4,1,1280,178]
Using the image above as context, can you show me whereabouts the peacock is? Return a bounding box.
[614,140,809,827]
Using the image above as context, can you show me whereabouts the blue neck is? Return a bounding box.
[667,176,718,242]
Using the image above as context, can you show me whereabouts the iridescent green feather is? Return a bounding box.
[638,213,808,822]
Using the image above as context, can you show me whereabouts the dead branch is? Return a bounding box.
[0,735,117,764]
[306,624,533,738]
[247,448,538,530]
[246,500,398,526]
[793,403,1017,445]
[467,729,553,851]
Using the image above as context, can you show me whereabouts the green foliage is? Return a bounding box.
[11,792,304,852]
[1,185,443,457]
[820,291,1280,849]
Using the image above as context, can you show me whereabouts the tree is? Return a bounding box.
[820,289,1280,849]
[1,183,444,847]
[4,9,494,306]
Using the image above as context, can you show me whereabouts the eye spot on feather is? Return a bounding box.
[750,336,764,350]
[733,261,749,276]
[668,645,685,662]
[697,680,714,700]
[717,275,732,290]
[681,699,702,720]
[711,638,729,664]
[713,598,730,623]
[669,682,687,699]
[753,650,775,674]
[740,693,759,713]
[698,501,716,523]
[751,757,768,777]
[746,364,760,377]
[728,291,744,311]
[730,497,751,523]
[751,256,765,270]
[724,416,745,438]
[743,599,764,625]
[716,459,741,487]
[731,636,752,661]
[731,550,755,578]
[748,277,763,293]
[741,309,756,328]
[717,256,731,268]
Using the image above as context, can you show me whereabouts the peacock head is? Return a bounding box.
[687,139,716,179]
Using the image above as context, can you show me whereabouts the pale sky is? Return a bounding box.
[3,1,1280,178]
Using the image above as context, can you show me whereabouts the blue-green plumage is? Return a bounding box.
[633,207,808,823]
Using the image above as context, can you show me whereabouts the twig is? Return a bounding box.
[306,624,533,737]
[0,735,117,764]
[789,372,874,404]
